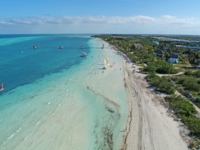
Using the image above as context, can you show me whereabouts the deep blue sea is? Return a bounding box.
[0,34,90,94]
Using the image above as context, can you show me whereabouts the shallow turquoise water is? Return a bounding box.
[0,35,128,150]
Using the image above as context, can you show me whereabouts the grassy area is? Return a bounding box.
[173,63,190,68]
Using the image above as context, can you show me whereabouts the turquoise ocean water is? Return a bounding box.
[0,34,128,150]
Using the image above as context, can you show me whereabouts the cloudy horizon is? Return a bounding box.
[0,15,200,35]
[1,0,200,35]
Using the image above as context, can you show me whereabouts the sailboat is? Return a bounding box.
[103,59,107,69]
[104,59,106,65]
[106,56,109,65]
[103,56,109,69]
[101,44,104,49]
[0,82,4,91]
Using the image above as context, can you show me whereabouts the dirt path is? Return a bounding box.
[156,71,184,77]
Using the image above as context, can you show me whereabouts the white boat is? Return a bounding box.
[33,45,39,49]
[104,59,106,65]
[0,82,4,91]
[101,44,104,49]
[80,52,87,57]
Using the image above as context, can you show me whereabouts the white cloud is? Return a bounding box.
[0,15,200,34]
[159,15,199,26]
[0,15,199,25]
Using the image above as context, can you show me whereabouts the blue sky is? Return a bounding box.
[0,0,200,34]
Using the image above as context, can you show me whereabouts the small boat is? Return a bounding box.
[33,45,39,49]
[103,59,107,69]
[101,44,104,49]
[59,46,63,49]
[104,59,106,65]
[0,82,4,91]
[80,52,87,57]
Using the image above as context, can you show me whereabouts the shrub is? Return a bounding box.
[183,81,200,91]
[170,99,196,117]
[185,70,193,76]
[170,69,179,74]
[155,60,173,74]
[147,74,175,94]
[177,77,200,91]
[143,64,156,73]
[165,96,200,138]
[182,117,200,138]
[194,70,200,77]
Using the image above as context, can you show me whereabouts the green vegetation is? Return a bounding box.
[165,96,200,139]
[144,60,179,74]
[177,76,200,91]
[185,70,193,76]
[146,73,175,94]
[185,70,200,78]
[172,72,200,93]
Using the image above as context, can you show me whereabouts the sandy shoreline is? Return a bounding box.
[0,38,129,150]
[109,46,188,150]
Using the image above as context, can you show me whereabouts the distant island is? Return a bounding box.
[92,34,200,149]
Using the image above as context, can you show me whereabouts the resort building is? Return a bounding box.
[152,41,159,45]
[155,49,164,56]
[168,53,179,63]
[164,47,168,50]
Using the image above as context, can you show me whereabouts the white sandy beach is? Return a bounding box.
[119,53,188,150]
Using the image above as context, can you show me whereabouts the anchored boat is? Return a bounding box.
[80,52,87,57]
[0,82,4,91]
[33,45,39,49]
